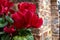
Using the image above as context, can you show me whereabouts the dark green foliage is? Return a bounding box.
[5,16,14,24]
[1,34,10,40]
[0,18,8,28]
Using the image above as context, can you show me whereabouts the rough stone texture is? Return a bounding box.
[32,0,52,40]
[51,0,59,40]
[33,0,59,40]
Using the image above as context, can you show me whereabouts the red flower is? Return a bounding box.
[11,11,43,29]
[0,0,14,15]
[4,25,16,34]
[0,0,13,7]
[18,2,36,13]
[10,2,43,29]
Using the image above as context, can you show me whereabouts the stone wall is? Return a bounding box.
[51,0,59,40]
[33,0,52,40]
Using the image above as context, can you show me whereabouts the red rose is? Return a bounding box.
[18,2,36,13]
[4,25,16,33]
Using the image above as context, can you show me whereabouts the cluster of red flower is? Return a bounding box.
[0,0,14,15]
[0,0,43,34]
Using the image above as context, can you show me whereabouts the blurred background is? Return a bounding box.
[9,0,60,40]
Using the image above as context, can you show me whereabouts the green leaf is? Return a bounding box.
[26,35,34,40]
[12,36,19,40]
[19,29,32,36]
[12,36,27,40]
[0,22,8,28]
[27,29,31,32]
[1,34,10,40]
[12,35,34,40]
[0,32,4,35]
[5,16,14,24]
[0,18,8,28]
[12,29,34,40]
[0,18,5,23]
[21,37,27,40]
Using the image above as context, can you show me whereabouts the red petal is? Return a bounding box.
[4,27,9,33]
[11,12,21,22]
[18,2,36,12]
[31,14,43,28]
[9,9,15,14]
[35,18,43,28]
[24,11,33,24]
[8,2,14,7]
[9,25,16,33]
[31,14,38,25]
